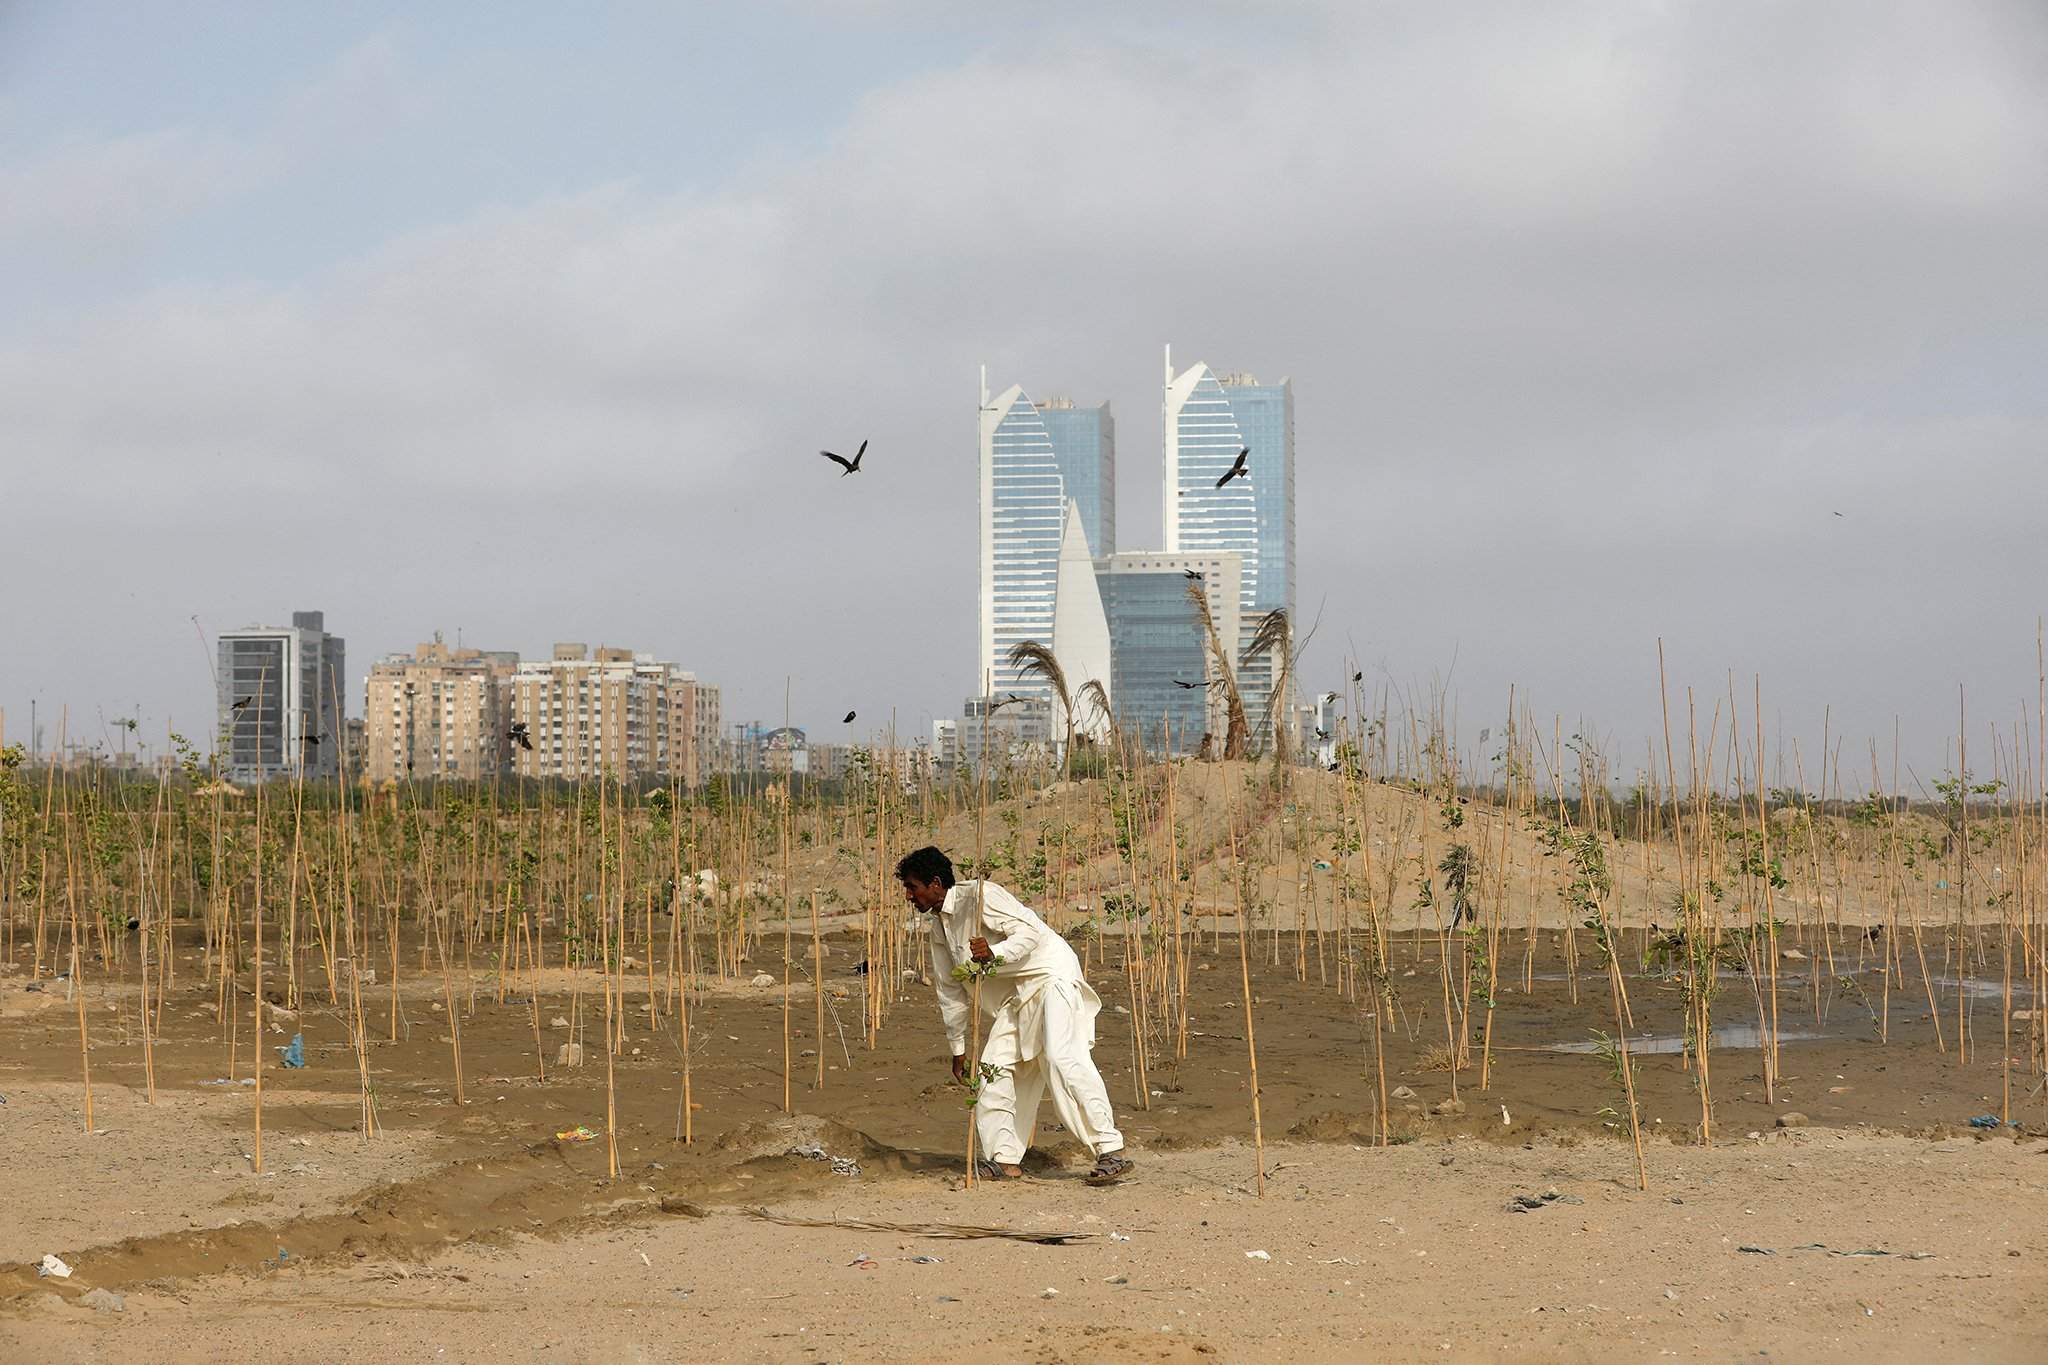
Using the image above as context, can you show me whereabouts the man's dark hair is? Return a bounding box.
[895,845,955,888]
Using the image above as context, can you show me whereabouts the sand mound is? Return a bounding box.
[714,1113,901,1165]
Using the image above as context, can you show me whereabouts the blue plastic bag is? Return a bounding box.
[277,1033,305,1068]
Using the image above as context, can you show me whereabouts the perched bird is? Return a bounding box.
[508,721,534,752]
[1326,762,1340,773]
[230,696,253,711]
[1865,924,1884,942]
[843,710,856,724]
[1182,568,1204,581]
[1351,670,1363,683]
[988,693,1026,713]
[1314,728,1331,741]
[820,439,868,476]
[1320,691,1339,704]
[1214,446,1250,488]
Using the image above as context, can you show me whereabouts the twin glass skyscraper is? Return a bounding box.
[975,350,1294,756]
[977,375,1116,706]
[1163,347,1296,736]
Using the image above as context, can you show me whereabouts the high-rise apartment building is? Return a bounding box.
[978,372,1115,703]
[1098,551,1242,755]
[216,610,345,783]
[1162,348,1295,746]
[507,644,717,786]
[666,674,720,790]
[363,641,519,783]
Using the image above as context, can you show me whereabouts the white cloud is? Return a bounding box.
[3,1,2045,763]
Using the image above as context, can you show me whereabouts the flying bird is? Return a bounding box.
[508,722,534,752]
[1214,447,1250,488]
[842,710,856,724]
[1314,728,1330,741]
[820,439,868,476]
[1172,679,1209,690]
[1320,691,1339,704]
[1182,569,1204,581]
[1833,511,1844,518]
[230,696,253,711]
[300,732,323,748]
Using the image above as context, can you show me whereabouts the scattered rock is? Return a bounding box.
[1776,1112,1809,1129]
[1391,1085,1417,1100]
[1245,1249,1271,1261]
[79,1288,125,1313]
[1432,1098,1465,1116]
[556,1043,586,1068]
[551,1016,570,1029]
[1040,1287,1060,1299]
[751,973,777,988]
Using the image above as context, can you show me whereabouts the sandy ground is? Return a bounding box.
[4,912,2044,1362]
[5,1129,2043,1364]
[0,1081,450,1266]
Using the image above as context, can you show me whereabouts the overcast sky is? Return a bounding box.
[2,1,2044,792]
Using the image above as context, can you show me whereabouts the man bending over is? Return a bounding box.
[897,845,1132,1185]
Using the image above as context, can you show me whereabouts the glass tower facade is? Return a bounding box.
[1100,570,1206,754]
[1163,353,1295,744]
[216,609,345,782]
[1037,400,1114,564]
[979,380,1115,700]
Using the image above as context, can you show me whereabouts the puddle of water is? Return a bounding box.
[1545,1025,1828,1055]
[1928,975,2035,1000]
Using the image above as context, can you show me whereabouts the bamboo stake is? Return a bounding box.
[812,889,825,1090]
[1231,823,1266,1197]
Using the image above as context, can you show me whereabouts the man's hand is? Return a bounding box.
[951,1053,969,1084]
[969,936,994,963]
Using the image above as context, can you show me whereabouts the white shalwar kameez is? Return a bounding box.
[928,879,1124,1166]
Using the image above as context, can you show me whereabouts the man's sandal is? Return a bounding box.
[1084,1151,1134,1186]
[976,1159,1026,1181]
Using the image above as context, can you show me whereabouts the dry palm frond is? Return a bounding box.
[1241,608,1294,756]
[745,1206,1095,1245]
[1076,678,1116,753]
[1186,581,1248,760]
[1006,639,1075,776]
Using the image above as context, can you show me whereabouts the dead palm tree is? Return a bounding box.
[1241,608,1295,758]
[1077,678,1116,760]
[1185,581,1248,760]
[1006,640,1074,779]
